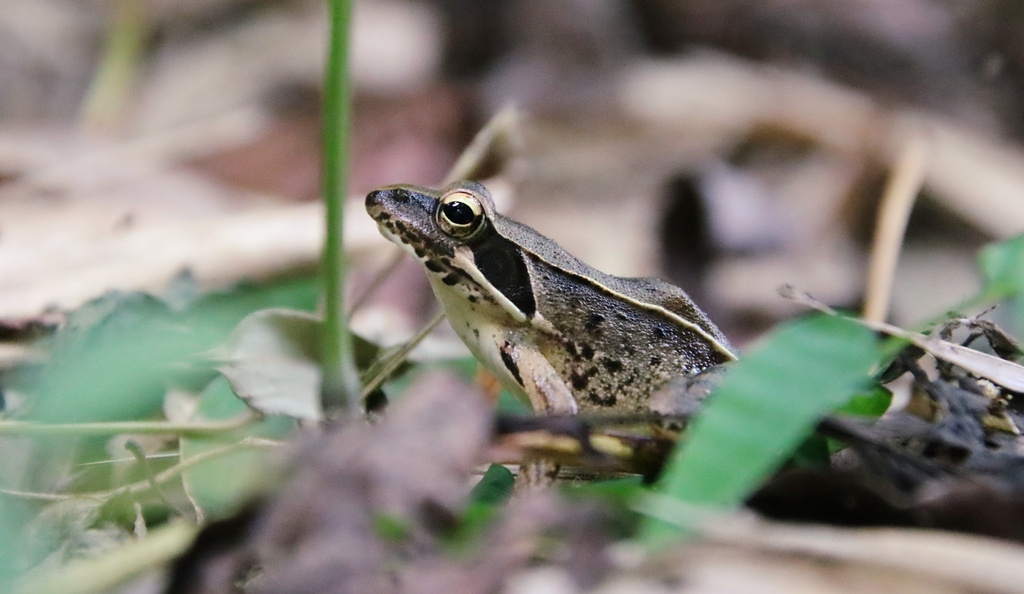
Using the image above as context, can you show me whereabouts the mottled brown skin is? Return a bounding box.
[366,181,736,416]
[529,257,729,413]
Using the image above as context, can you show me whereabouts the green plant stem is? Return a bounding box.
[124,440,188,516]
[320,0,361,417]
[0,438,281,503]
[0,414,258,437]
[81,0,145,132]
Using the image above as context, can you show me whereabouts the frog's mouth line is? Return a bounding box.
[373,217,533,323]
[375,221,468,285]
[375,222,422,261]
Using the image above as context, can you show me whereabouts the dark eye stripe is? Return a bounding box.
[471,233,536,318]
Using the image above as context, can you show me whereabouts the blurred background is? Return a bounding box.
[4,2,1024,587]
[3,0,1024,344]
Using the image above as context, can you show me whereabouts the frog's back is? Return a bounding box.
[493,212,734,356]
[496,211,735,412]
[609,276,735,354]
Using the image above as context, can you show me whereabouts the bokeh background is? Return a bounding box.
[4,2,1024,591]
[4,0,1024,346]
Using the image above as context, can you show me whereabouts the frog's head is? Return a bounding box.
[366,181,536,322]
[365,181,495,261]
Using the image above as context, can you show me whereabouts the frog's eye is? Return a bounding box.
[436,191,486,239]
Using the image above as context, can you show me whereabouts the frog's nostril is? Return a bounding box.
[366,188,412,210]
[366,189,399,210]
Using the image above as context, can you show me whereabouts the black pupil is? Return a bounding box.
[442,201,476,226]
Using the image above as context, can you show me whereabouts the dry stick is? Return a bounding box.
[102,437,281,502]
[348,251,406,314]
[786,285,1024,394]
[0,488,81,503]
[76,452,180,467]
[80,0,145,133]
[443,106,520,185]
[862,137,930,323]
[359,313,445,401]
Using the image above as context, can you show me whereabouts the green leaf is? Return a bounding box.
[979,234,1024,299]
[373,513,411,542]
[790,435,831,467]
[11,522,198,594]
[180,378,295,520]
[437,465,515,553]
[564,476,644,512]
[20,280,318,424]
[214,308,389,421]
[23,292,186,423]
[0,498,29,581]
[468,464,515,506]
[978,234,1024,336]
[838,385,892,417]
[640,314,880,543]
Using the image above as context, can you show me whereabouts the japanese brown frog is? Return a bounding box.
[365,181,737,417]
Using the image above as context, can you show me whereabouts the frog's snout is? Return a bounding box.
[365,188,385,213]
[366,187,413,211]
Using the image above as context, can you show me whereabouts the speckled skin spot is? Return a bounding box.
[588,390,616,406]
[530,255,732,414]
[499,341,524,387]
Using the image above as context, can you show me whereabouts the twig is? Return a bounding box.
[348,248,406,315]
[862,137,929,323]
[101,437,282,502]
[124,440,188,516]
[360,312,445,400]
[443,106,520,184]
[80,0,145,133]
[0,438,281,504]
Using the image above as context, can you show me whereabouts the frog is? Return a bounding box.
[365,181,738,418]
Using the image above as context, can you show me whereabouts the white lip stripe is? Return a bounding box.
[379,221,529,323]
[377,223,429,262]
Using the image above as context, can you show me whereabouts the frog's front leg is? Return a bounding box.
[494,338,577,488]
[497,339,578,415]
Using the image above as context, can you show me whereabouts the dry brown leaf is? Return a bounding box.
[619,53,1024,238]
